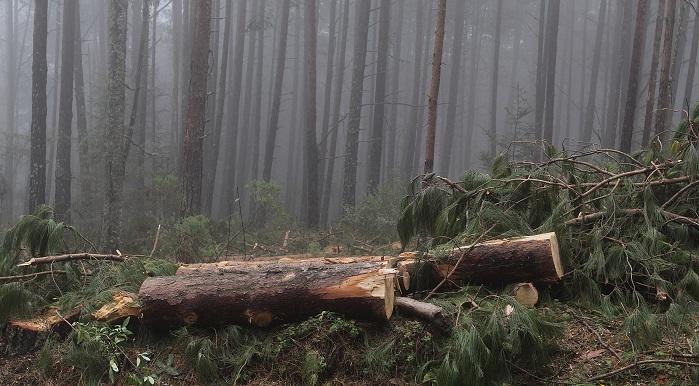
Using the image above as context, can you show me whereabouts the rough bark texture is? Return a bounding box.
[29,0,49,213]
[262,0,291,182]
[620,0,649,153]
[139,261,396,328]
[342,0,371,207]
[403,233,563,286]
[424,0,447,174]
[55,0,77,222]
[181,0,212,216]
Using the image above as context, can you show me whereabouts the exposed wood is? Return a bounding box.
[92,291,141,323]
[17,253,126,267]
[395,296,449,333]
[512,283,539,307]
[4,307,79,355]
[140,260,396,328]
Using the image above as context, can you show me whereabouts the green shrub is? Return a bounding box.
[159,215,219,263]
[340,181,403,244]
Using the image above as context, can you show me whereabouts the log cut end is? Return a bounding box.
[92,291,141,323]
[512,283,539,307]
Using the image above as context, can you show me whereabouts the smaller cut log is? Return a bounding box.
[511,283,539,307]
[92,291,141,323]
[433,232,563,285]
[395,297,450,333]
[4,307,80,355]
[140,261,396,328]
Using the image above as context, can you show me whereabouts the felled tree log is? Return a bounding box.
[4,307,80,355]
[140,261,396,328]
[427,232,563,285]
[175,255,389,275]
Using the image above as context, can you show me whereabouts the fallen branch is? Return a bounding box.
[17,253,126,267]
[584,359,699,382]
[395,297,450,333]
[0,270,68,282]
[565,208,699,229]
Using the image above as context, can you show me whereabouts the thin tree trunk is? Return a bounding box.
[437,0,466,176]
[534,0,546,142]
[302,0,320,227]
[201,0,220,216]
[134,0,150,196]
[170,0,181,165]
[542,0,560,145]
[321,0,349,226]
[262,0,291,182]
[642,0,665,145]
[671,1,689,108]
[564,1,574,140]
[578,0,590,137]
[463,6,482,168]
[488,0,504,158]
[603,0,632,148]
[367,0,391,191]
[29,0,49,213]
[55,0,77,222]
[655,0,677,138]
[181,0,212,216]
[3,0,16,223]
[47,3,61,204]
[237,0,258,200]
[424,0,447,174]
[250,0,266,182]
[583,0,607,143]
[385,0,403,179]
[684,1,699,105]
[620,0,649,152]
[401,2,425,179]
[318,0,337,197]
[102,0,129,251]
[341,0,371,207]
[150,0,159,181]
[74,2,90,216]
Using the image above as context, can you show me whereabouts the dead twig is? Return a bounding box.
[17,253,127,267]
[149,224,161,257]
[584,359,699,382]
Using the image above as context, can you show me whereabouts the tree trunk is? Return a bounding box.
[139,260,397,328]
[534,0,546,142]
[582,0,607,143]
[218,0,248,207]
[262,0,291,182]
[367,0,391,191]
[620,0,649,153]
[55,0,77,222]
[341,0,371,208]
[181,0,212,216]
[320,0,349,226]
[578,0,589,137]
[684,5,699,105]
[642,1,666,146]
[437,0,465,176]
[655,0,676,139]
[249,1,266,185]
[133,0,150,197]
[170,0,181,165]
[73,3,90,218]
[401,2,426,179]
[47,3,61,206]
[671,1,689,109]
[102,0,129,251]
[318,0,338,198]
[603,0,633,148]
[385,0,404,179]
[464,8,482,168]
[303,0,320,228]
[542,0,560,145]
[487,0,504,159]
[29,0,49,213]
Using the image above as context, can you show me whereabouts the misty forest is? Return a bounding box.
[2,0,699,384]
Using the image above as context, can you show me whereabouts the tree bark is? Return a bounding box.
[642,1,666,146]
[29,0,49,213]
[671,1,689,108]
[250,0,266,183]
[620,0,649,153]
[170,0,181,165]
[582,0,607,143]
[683,3,699,105]
[54,0,77,223]
[385,0,404,179]
[318,0,338,198]
[534,0,546,143]
[262,0,291,182]
[139,260,397,328]
[542,0,560,145]
[487,0,504,159]
[321,0,349,225]
[655,0,676,139]
[73,2,91,218]
[367,0,391,191]
[463,7,482,168]
[303,0,320,228]
[103,0,129,251]
[341,0,371,207]
[181,0,212,216]
[401,2,426,178]
[602,1,631,148]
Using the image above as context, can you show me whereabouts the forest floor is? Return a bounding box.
[1,244,697,385]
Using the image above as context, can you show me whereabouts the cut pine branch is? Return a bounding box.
[17,253,126,267]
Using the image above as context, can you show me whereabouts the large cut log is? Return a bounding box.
[139,261,396,328]
[175,255,389,275]
[435,233,562,284]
